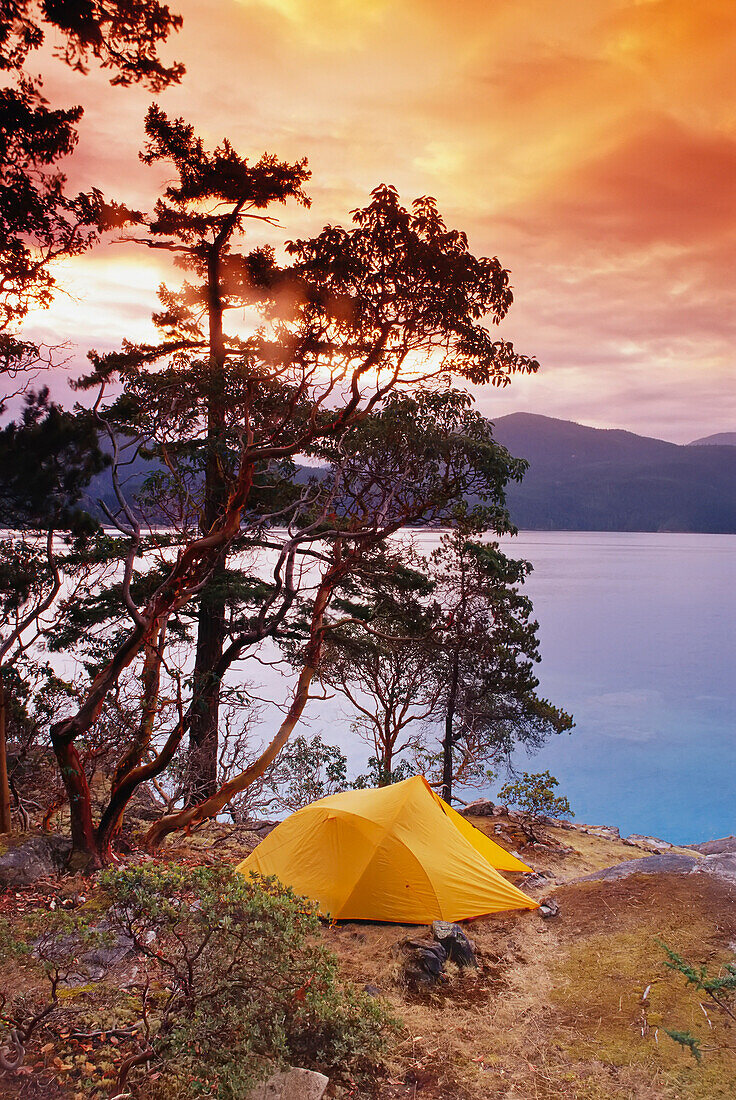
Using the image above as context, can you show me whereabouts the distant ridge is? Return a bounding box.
[83,415,736,534]
[689,431,736,447]
[491,413,736,533]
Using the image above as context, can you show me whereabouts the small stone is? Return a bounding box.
[248,1067,329,1100]
[539,898,560,919]
[363,984,381,997]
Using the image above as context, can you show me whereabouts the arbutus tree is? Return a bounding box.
[0,0,183,831]
[44,122,539,862]
[319,522,573,803]
[428,526,574,804]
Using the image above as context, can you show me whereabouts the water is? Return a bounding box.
[490,531,735,845]
[284,531,735,845]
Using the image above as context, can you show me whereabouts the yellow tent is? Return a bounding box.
[236,775,538,923]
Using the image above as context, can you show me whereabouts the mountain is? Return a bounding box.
[82,415,736,534]
[689,431,736,447]
[491,413,736,532]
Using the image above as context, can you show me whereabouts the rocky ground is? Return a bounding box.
[0,809,734,1099]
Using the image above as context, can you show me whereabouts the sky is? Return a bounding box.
[23,0,736,443]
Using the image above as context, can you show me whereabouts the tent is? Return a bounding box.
[236,775,538,923]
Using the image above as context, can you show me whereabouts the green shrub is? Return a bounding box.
[101,863,397,1097]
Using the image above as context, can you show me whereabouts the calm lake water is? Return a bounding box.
[487,531,735,845]
[290,531,735,845]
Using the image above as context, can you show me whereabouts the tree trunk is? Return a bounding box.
[186,581,225,801]
[185,242,228,803]
[146,561,340,848]
[51,736,99,866]
[0,672,12,834]
[441,647,460,804]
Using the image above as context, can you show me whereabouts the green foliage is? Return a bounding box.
[353,756,416,789]
[271,734,348,810]
[498,770,574,821]
[100,863,396,1096]
[658,940,736,1002]
[663,1028,703,1063]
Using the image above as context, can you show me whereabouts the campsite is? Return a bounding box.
[2,1,736,1098]
[1,795,735,1098]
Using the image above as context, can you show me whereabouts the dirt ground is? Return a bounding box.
[1,816,734,1099]
[324,817,736,1099]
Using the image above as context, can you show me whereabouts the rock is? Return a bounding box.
[688,836,736,855]
[625,834,673,853]
[431,921,477,967]
[694,853,736,882]
[404,938,447,986]
[363,983,381,997]
[247,819,280,838]
[0,835,72,887]
[78,919,134,980]
[463,799,496,817]
[576,824,621,841]
[248,1067,329,1100]
[522,870,554,891]
[539,897,560,919]
[578,852,699,882]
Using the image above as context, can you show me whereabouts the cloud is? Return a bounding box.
[15,0,736,441]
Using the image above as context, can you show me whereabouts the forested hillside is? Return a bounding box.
[492,413,736,532]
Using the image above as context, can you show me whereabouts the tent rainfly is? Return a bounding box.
[236,775,538,923]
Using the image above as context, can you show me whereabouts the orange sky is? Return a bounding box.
[25,0,736,442]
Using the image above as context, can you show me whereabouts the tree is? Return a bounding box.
[429,526,573,803]
[319,523,572,803]
[84,120,537,809]
[498,770,574,840]
[39,121,538,864]
[0,0,183,353]
[0,0,184,832]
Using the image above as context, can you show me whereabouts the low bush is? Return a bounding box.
[101,863,397,1097]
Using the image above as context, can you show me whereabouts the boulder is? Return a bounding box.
[694,853,736,882]
[463,799,496,817]
[249,1067,329,1100]
[0,835,71,887]
[431,920,477,967]
[404,938,447,986]
[578,852,699,882]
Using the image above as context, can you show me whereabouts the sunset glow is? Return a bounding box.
[27,0,736,441]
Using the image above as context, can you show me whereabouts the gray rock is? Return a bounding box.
[694,853,736,882]
[539,897,560,918]
[688,836,736,855]
[463,799,496,817]
[248,1067,329,1100]
[432,921,477,967]
[578,852,699,882]
[625,834,673,852]
[521,871,554,891]
[363,983,381,997]
[0,835,71,887]
[577,824,621,841]
[404,938,447,986]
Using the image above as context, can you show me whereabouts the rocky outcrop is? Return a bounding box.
[0,835,71,886]
[688,836,736,855]
[577,850,736,884]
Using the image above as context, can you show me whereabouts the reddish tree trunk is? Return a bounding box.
[0,673,12,834]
